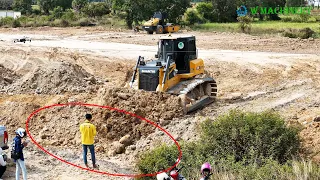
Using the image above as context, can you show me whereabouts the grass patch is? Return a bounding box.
[193,21,320,37]
[32,5,40,10]
[193,22,239,32]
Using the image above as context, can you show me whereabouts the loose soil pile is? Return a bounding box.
[301,121,320,162]
[4,62,100,94]
[0,64,20,89]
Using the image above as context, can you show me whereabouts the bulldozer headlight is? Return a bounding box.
[141,70,156,73]
[173,69,178,76]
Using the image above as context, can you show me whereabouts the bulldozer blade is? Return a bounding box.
[186,96,214,113]
[167,77,217,114]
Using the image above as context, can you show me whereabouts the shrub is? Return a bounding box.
[308,17,317,22]
[138,147,320,179]
[78,17,90,26]
[217,158,320,179]
[281,16,292,22]
[136,110,305,179]
[314,15,320,22]
[137,144,179,178]
[25,21,35,27]
[283,28,315,39]
[117,11,127,19]
[283,29,297,38]
[12,19,21,28]
[32,8,41,15]
[201,110,300,164]
[292,16,303,22]
[39,15,51,22]
[17,16,28,27]
[298,28,315,39]
[0,17,14,27]
[32,16,51,27]
[288,14,312,23]
[299,13,311,22]
[196,2,215,22]
[99,15,112,25]
[52,19,69,27]
[185,9,203,25]
[61,9,78,21]
[137,141,209,180]
[82,2,111,18]
[52,6,64,19]
[237,16,252,33]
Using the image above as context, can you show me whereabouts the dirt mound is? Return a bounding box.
[300,114,320,164]
[5,62,100,94]
[0,64,20,89]
[93,87,184,140]
[15,87,184,153]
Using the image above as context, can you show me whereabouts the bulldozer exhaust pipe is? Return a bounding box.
[130,56,141,88]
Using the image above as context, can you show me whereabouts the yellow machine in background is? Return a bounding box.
[142,12,180,34]
[129,35,217,113]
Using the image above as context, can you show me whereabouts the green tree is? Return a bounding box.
[185,9,203,25]
[196,2,215,22]
[52,6,63,18]
[82,2,111,18]
[286,0,304,6]
[0,0,14,10]
[13,0,32,14]
[207,0,286,22]
[112,0,190,29]
[72,0,88,12]
[259,0,286,20]
[152,0,191,23]
[37,0,56,14]
[56,0,73,10]
[211,0,238,22]
[112,0,153,29]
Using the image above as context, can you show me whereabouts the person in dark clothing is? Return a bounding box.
[13,128,28,180]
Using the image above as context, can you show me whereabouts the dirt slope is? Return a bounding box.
[0,64,20,88]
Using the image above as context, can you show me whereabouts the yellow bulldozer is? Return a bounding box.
[129,35,217,114]
[142,12,180,34]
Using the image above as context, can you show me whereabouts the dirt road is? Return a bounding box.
[1,32,319,63]
[0,27,319,179]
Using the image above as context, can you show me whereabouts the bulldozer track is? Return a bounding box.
[167,77,217,113]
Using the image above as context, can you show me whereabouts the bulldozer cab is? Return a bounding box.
[157,36,197,74]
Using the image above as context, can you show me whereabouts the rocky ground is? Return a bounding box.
[0,27,319,179]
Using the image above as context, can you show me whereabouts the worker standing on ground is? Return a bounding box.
[0,147,7,180]
[80,113,98,169]
[13,128,28,180]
